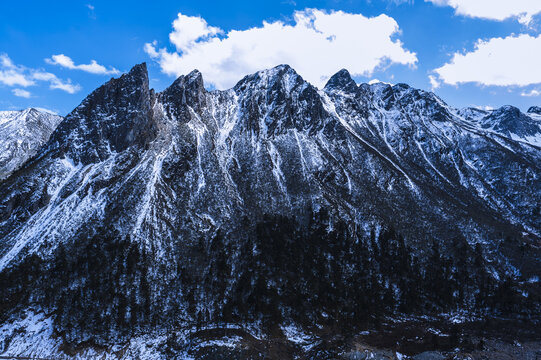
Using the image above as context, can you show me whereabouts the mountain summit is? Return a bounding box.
[0,64,539,359]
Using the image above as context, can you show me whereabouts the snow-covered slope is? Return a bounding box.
[0,108,63,179]
[457,105,541,147]
[0,64,539,359]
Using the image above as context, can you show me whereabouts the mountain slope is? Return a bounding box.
[0,108,63,179]
[0,64,539,359]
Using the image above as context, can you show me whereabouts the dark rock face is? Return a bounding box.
[160,69,206,121]
[47,62,157,164]
[0,64,539,359]
[324,69,359,94]
[527,106,541,114]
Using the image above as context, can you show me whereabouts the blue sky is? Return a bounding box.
[1,0,540,115]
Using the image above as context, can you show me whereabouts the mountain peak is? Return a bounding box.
[324,69,358,93]
[479,105,540,141]
[159,69,207,121]
[260,64,300,83]
[126,62,147,78]
[495,105,521,114]
[186,69,203,84]
[167,69,205,94]
[263,64,294,76]
[271,63,293,72]
[527,106,541,115]
[45,61,155,163]
[234,64,304,94]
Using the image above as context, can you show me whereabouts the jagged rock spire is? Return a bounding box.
[47,62,156,164]
[160,69,207,121]
[324,69,358,93]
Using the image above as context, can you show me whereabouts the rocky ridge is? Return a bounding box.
[0,63,539,359]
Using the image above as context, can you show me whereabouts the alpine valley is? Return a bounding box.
[0,63,540,359]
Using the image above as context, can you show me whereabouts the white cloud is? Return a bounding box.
[169,13,222,50]
[145,9,417,89]
[433,34,541,87]
[521,89,541,97]
[33,71,81,94]
[0,70,34,87]
[1,55,14,68]
[46,54,119,75]
[12,88,31,98]
[428,74,440,89]
[426,0,541,25]
[49,79,81,94]
[86,4,96,19]
[34,107,59,115]
[144,41,159,58]
[0,54,35,87]
[368,79,393,85]
[388,0,414,4]
[0,54,81,94]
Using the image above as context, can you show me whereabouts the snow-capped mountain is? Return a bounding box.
[457,105,541,147]
[0,108,63,179]
[0,64,539,359]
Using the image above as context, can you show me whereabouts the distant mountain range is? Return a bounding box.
[0,63,539,359]
[0,108,63,179]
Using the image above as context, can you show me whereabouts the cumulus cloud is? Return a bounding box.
[0,53,81,94]
[12,88,31,98]
[169,13,222,50]
[46,54,119,75]
[145,9,417,89]
[433,34,541,87]
[425,0,541,25]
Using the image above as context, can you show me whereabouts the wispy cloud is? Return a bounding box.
[46,54,119,75]
[388,0,414,5]
[428,74,440,89]
[0,54,35,87]
[145,9,417,89]
[86,4,96,19]
[12,88,31,98]
[34,107,59,115]
[521,89,541,97]
[32,71,81,94]
[0,53,81,94]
